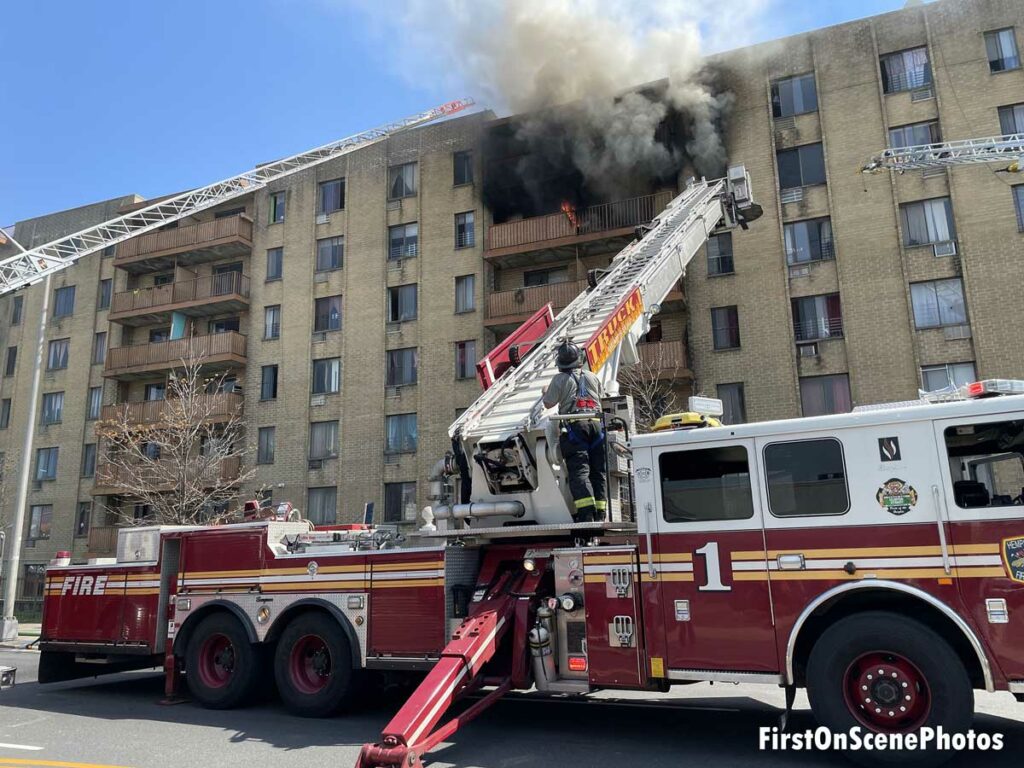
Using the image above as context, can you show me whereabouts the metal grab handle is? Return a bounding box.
[932,485,952,575]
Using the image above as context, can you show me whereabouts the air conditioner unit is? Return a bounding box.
[788,265,810,279]
[911,86,935,102]
[308,459,324,471]
[797,342,820,358]
[384,453,401,465]
[385,385,401,398]
[388,259,403,271]
[310,394,326,407]
[780,187,803,204]
[315,213,330,225]
[314,272,329,284]
[774,116,796,131]
[943,324,972,341]
[933,241,957,257]
[385,322,402,334]
[311,331,327,343]
[921,167,946,179]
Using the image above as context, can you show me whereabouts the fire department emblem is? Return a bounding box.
[1002,537,1024,583]
[876,478,918,516]
[307,561,319,578]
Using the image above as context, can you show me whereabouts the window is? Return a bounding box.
[765,439,849,517]
[11,295,22,325]
[0,399,10,429]
[455,274,476,313]
[82,443,96,478]
[133,503,153,522]
[455,340,476,379]
[922,362,976,393]
[706,232,733,275]
[28,505,53,539]
[41,391,64,425]
[257,427,275,464]
[388,223,419,260]
[144,382,165,401]
[98,278,112,310]
[388,162,417,199]
[717,383,746,425]
[523,266,569,287]
[784,218,834,264]
[264,305,281,339]
[142,441,161,460]
[314,295,342,332]
[943,419,1024,509]
[47,339,69,370]
[153,273,173,287]
[453,151,473,185]
[385,413,418,454]
[659,445,754,523]
[771,73,818,118]
[888,121,940,149]
[881,47,932,93]
[318,178,345,214]
[260,365,278,400]
[316,236,344,271]
[985,28,1020,73]
[386,348,418,387]
[711,306,740,350]
[900,198,956,246]
[910,278,967,329]
[799,374,852,416]
[53,285,76,318]
[93,332,107,365]
[792,294,843,341]
[307,487,337,525]
[150,327,170,343]
[999,103,1024,135]
[210,316,240,334]
[1014,185,1024,232]
[384,481,417,522]
[35,447,58,481]
[777,144,826,189]
[269,191,286,223]
[312,357,341,394]
[387,284,418,323]
[266,247,283,281]
[87,387,102,420]
[214,207,245,219]
[309,420,339,459]
[4,346,16,376]
[76,502,91,537]
[455,211,475,248]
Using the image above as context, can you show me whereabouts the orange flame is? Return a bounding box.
[560,200,579,229]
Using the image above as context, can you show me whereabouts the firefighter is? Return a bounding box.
[542,340,607,523]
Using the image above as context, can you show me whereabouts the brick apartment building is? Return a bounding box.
[1,0,1022,612]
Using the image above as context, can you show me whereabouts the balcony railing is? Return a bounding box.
[638,341,689,372]
[114,215,253,267]
[486,279,587,322]
[100,392,243,426]
[105,331,247,378]
[486,191,674,253]
[87,525,119,556]
[94,456,241,493]
[794,316,844,342]
[786,240,835,265]
[110,273,250,321]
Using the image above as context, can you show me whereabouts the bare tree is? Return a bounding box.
[96,344,255,526]
[617,350,684,433]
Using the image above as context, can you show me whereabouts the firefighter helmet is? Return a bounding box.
[556,340,583,371]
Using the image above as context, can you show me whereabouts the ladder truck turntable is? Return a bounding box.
[25,116,1024,767]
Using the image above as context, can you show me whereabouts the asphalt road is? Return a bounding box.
[2,647,1024,768]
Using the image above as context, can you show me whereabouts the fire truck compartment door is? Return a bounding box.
[650,437,778,672]
[582,547,644,687]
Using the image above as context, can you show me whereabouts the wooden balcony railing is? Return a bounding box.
[104,331,247,378]
[100,392,243,426]
[114,215,252,265]
[486,191,674,253]
[110,273,250,319]
[486,279,587,322]
[638,341,689,372]
[94,456,241,492]
[86,526,119,556]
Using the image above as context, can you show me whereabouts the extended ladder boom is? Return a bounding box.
[863,133,1024,173]
[0,99,474,294]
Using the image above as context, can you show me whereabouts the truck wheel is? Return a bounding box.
[185,613,258,709]
[806,611,973,765]
[274,613,355,717]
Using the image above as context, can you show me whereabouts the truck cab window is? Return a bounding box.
[659,445,753,522]
[944,419,1024,507]
[764,438,849,517]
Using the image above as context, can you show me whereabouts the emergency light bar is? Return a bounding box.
[965,379,1024,398]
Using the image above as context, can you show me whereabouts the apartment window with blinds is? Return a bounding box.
[11,295,22,325]
[260,365,278,400]
[0,399,10,429]
[388,162,417,199]
[35,447,58,481]
[455,340,476,379]
[98,279,112,310]
[776,144,826,189]
[792,294,843,341]
[455,274,476,313]
[47,338,69,370]
[888,121,940,149]
[29,505,52,540]
[785,218,834,264]
[269,191,286,223]
[93,332,107,365]
[76,502,91,537]
[307,487,337,525]
[385,482,417,522]
[455,212,475,248]
[312,357,341,395]
[800,374,852,416]
[711,306,740,350]
[880,47,932,93]
[1014,186,1024,232]
[985,28,1020,73]
[771,73,818,118]
[316,236,344,272]
[318,178,345,214]
[900,198,956,246]
[388,223,419,260]
[4,346,15,377]
[257,427,275,464]
[999,103,1024,134]
[386,348,418,387]
[53,285,76,318]
[706,232,734,275]
[81,443,96,478]
[266,247,283,281]
[718,383,747,424]
[911,278,967,329]
[309,421,339,459]
[385,413,418,454]
[922,362,976,393]
[314,295,342,332]
[523,266,569,286]
[453,151,473,185]
[87,387,102,420]
[41,392,63,425]
[264,305,281,339]
[387,284,418,323]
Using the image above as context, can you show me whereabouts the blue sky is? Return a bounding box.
[0,0,908,225]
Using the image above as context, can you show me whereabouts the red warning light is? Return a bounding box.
[567,656,588,672]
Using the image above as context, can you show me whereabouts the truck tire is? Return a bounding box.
[185,613,259,709]
[806,611,973,766]
[274,612,355,717]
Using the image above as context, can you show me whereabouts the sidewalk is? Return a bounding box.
[0,621,40,650]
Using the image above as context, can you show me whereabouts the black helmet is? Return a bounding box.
[556,340,583,371]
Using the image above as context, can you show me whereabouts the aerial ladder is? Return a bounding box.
[863,132,1024,173]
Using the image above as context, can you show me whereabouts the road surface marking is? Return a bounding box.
[0,745,43,752]
[0,759,134,768]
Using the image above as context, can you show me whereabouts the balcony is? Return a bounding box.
[86,525,119,557]
[114,215,253,272]
[485,191,674,260]
[100,392,243,427]
[486,279,587,328]
[794,317,844,342]
[109,273,250,326]
[92,456,241,495]
[637,341,692,379]
[104,331,247,379]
